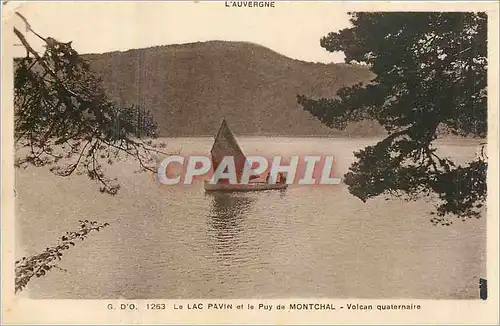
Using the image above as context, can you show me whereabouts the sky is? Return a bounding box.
[7,1,351,63]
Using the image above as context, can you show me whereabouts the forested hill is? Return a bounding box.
[84,41,385,137]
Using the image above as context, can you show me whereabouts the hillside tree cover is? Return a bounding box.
[298,12,488,225]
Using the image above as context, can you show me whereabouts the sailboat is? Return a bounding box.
[204,119,288,192]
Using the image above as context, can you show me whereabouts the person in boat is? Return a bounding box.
[264,172,286,184]
[274,172,286,184]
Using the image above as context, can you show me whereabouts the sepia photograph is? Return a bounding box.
[1,1,499,324]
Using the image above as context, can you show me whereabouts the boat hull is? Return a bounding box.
[204,181,288,192]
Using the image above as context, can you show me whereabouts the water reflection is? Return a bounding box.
[278,188,287,199]
[206,193,255,266]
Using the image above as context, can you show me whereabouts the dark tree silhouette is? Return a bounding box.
[298,12,487,225]
[13,12,165,195]
[15,220,110,293]
[13,13,167,292]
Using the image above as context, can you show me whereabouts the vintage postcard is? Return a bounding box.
[2,1,499,324]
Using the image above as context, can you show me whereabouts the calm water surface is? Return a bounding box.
[16,137,486,299]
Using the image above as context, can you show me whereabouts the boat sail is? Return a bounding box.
[210,118,248,184]
[204,119,288,192]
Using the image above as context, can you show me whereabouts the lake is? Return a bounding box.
[15,137,486,299]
